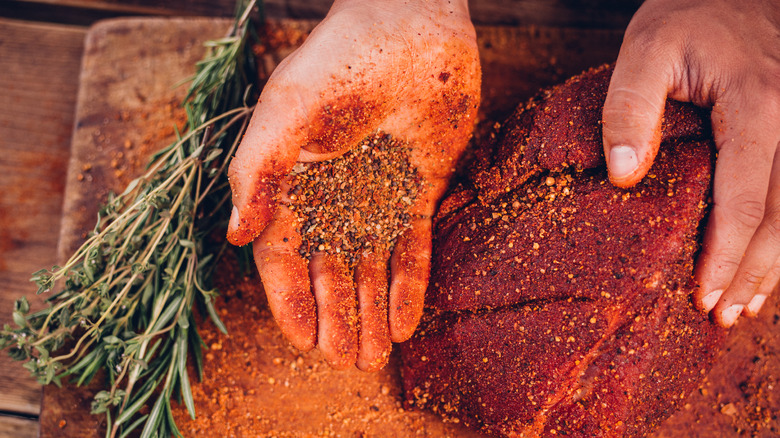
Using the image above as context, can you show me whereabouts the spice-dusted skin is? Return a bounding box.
[400,66,727,437]
[304,93,383,155]
[227,0,481,370]
[283,133,424,370]
[252,206,317,351]
[227,166,285,247]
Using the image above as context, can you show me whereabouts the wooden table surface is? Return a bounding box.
[0,2,641,437]
[4,1,780,437]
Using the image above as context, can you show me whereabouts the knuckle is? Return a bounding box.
[761,67,780,103]
[737,269,766,289]
[737,65,780,120]
[622,20,668,56]
[764,207,780,242]
[253,243,298,262]
[253,244,275,259]
[767,89,780,118]
[754,88,780,125]
[720,195,766,230]
[705,249,742,272]
[759,262,780,295]
[604,88,664,123]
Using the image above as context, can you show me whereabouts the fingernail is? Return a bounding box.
[720,304,744,327]
[609,145,638,179]
[700,289,723,312]
[747,294,768,315]
[230,205,240,230]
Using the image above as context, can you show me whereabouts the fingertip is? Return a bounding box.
[355,253,392,372]
[602,60,668,189]
[697,289,724,313]
[389,313,421,343]
[608,145,639,178]
[745,294,768,317]
[606,144,642,187]
[356,341,391,372]
[288,329,317,352]
[252,206,317,351]
[714,303,744,328]
[388,221,432,343]
[226,198,277,247]
[229,205,241,234]
[310,254,359,370]
[389,284,425,342]
[324,351,356,371]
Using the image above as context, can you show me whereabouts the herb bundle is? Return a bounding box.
[0,1,261,437]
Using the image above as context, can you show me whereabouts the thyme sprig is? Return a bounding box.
[0,1,261,437]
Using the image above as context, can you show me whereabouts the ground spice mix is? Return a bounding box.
[287,131,423,267]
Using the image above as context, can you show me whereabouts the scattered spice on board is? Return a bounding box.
[287,131,423,267]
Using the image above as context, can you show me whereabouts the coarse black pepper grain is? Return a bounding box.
[286,131,423,267]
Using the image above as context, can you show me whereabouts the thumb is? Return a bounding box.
[226,81,304,247]
[602,58,671,188]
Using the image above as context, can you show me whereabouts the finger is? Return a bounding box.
[708,141,780,325]
[253,206,317,351]
[750,259,780,316]
[309,252,359,369]
[388,217,432,342]
[602,36,672,188]
[694,99,779,327]
[227,77,309,246]
[759,257,780,297]
[354,249,392,372]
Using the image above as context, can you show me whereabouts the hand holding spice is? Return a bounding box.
[226,0,481,370]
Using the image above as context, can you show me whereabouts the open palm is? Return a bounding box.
[227,0,480,370]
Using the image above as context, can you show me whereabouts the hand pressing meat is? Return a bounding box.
[226,0,480,370]
[603,0,780,327]
[401,65,727,438]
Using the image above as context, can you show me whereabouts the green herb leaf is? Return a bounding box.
[0,2,262,437]
[12,311,27,328]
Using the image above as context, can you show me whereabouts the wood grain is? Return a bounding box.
[0,18,86,419]
[0,415,39,438]
[2,0,236,20]
[3,0,642,28]
[469,0,642,28]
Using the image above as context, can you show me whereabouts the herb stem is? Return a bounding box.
[3,2,262,435]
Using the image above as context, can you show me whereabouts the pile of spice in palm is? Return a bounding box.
[287,131,424,267]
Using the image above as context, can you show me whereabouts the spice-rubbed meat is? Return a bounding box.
[399,65,727,437]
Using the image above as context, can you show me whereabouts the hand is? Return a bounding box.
[602,0,780,327]
[227,0,480,370]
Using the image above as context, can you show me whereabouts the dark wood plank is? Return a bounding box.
[2,0,236,20]
[282,0,643,28]
[0,415,39,438]
[0,18,86,417]
[469,0,641,28]
[3,0,642,28]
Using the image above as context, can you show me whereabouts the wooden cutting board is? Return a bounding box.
[43,17,780,437]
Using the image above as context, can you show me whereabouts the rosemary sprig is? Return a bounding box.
[0,1,261,437]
